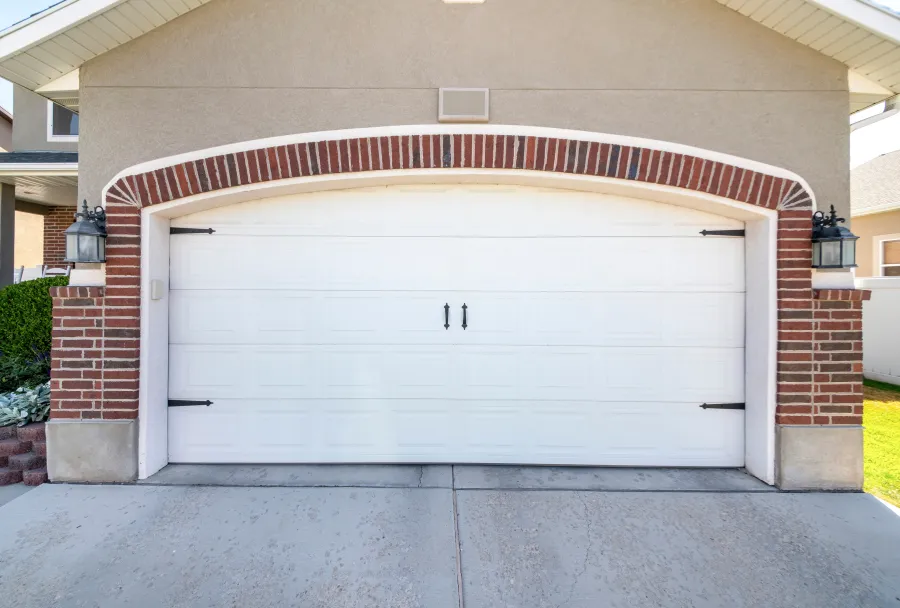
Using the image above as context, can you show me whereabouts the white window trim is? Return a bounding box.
[874,233,900,277]
[46,99,78,142]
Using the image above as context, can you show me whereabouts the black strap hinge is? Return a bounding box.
[168,399,213,407]
[700,403,745,410]
[170,227,216,235]
[700,229,745,237]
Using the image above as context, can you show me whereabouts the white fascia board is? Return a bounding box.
[37,69,80,94]
[808,0,900,44]
[0,0,127,61]
[0,163,78,176]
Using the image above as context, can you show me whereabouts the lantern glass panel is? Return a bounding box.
[70,233,105,263]
[842,239,856,267]
[66,233,78,261]
[820,240,841,267]
[812,241,821,267]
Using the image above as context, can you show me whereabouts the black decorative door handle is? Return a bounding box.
[462,304,468,330]
[444,303,450,330]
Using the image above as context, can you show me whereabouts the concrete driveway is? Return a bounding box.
[1,466,899,608]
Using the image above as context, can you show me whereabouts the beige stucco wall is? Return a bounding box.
[14,211,43,268]
[12,86,78,153]
[79,0,849,217]
[852,209,900,277]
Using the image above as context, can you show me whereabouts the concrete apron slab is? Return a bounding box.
[1,482,898,608]
[0,484,459,608]
[140,464,774,492]
[456,491,900,608]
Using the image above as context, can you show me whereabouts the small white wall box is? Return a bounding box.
[439,88,490,123]
[150,279,165,300]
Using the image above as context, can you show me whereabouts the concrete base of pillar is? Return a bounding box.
[46,420,138,483]
[776,425,863,491]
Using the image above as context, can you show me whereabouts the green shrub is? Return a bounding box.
[0,355,50,393]
[0,276,68,360]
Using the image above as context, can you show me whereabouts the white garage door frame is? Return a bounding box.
[120,125,786,484]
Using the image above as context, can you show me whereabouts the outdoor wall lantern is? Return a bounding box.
[811,205,858,269]
[64,200,107,263]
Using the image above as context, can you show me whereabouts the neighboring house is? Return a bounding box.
[0,0,893,491]
[0,86,78,284]
[851,149,900,384]
[0,105,12,152]
[852,150,900,278]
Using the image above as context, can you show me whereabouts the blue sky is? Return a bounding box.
[3,0,900,113]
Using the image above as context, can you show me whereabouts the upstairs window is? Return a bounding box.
[47,101,79,141]
[881,238,900,277]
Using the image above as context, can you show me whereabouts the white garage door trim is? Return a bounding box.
[131,126,779,484]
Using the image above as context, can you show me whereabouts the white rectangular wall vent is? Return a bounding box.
[439,88,490,123]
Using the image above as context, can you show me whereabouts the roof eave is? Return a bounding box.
[0,163,79,176]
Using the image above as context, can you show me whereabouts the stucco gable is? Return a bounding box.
[0,0,898,112]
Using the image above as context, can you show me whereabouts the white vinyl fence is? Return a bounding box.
[857,277,900,385]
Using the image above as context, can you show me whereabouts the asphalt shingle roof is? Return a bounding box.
[851,150,900,215]
[0,152,77,164]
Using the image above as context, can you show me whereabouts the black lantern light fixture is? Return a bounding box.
[811,205,858,270]
[64,200,107,263]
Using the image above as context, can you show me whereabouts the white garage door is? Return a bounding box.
[168,185,745,466]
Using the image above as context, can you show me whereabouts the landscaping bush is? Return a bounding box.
[0,383,50,427]
[0,276,68,360]
[0,354,50,393]
[0,276,67,392]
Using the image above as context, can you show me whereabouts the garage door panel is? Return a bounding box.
[168,400,743,466]
[172,185,744,238]
[171,291,744,348]
[170,236,744,293]
[460,292,744,348]
[170,344,741,403]
[170,291,453,346]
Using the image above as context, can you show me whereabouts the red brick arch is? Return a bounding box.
[103,134,815,210]
[53,131,864,434]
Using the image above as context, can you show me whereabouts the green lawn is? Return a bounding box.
[864,379,900,507]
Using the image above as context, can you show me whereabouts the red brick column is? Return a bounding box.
[49,286,106,419]
[776,209,816,424]
[811,289,871,425]
[42,206,74,266]
[48,212,142,422]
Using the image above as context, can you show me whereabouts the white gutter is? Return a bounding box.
[0,163,78,176]
[809,0,900,44]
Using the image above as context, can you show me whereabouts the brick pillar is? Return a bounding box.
[49,286,106,419]
[776,209,815,423]
[43,206,75,266]
[776,287,871,490]
[812,289,870,424]
[47,285,138,482]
